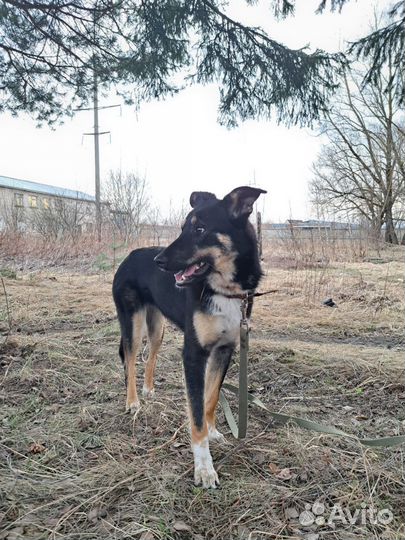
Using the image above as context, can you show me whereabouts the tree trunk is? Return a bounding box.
[384,207,399,244]
[370,213,383,243]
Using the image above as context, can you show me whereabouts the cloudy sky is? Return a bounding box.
[0,0,390,222]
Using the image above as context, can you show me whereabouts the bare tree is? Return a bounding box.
[0,199,25,232]
[163,199,188,229]
[30,198,88,239]
[103,171,149,242]
[146,205,163,246]
[310,60,405,244]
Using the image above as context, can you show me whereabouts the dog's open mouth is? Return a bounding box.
[174,261,209,285]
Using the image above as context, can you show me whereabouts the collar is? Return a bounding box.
[221,289,278,300]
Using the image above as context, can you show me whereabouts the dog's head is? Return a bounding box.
[154,186,266,294]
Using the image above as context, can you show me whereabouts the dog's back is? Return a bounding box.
[113,247,186,331]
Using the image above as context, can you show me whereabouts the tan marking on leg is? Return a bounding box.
[205,362,222,428]
[190,415,209,445]
[205,356,226,444]
[125,311,145,413]
[143,309,164,398]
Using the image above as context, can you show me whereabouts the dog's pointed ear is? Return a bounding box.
[223,186,267,221]
[189,191,217,208]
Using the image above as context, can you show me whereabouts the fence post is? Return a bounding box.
[256,211,263,260]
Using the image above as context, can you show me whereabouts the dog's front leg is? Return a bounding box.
[205,344,234,443]
[183,342,219,489]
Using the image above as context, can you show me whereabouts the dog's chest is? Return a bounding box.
[210,295,241,327]
[193,295,241,348]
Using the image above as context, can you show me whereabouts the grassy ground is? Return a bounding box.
[0,244,404,540]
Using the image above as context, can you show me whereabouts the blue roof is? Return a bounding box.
[265,220,360,229]
[0,175,95,202]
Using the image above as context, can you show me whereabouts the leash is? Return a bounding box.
[219,293,251,439]
[223,289,278,300]
[219,292,405,447]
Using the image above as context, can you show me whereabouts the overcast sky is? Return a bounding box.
[0,0,390,222]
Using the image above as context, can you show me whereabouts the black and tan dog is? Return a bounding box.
[112,186,266,488]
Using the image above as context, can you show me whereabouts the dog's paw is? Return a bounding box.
[208,427,226,445]
[142,385,155,399]
[125,399,140,414]
[194,462,219,489]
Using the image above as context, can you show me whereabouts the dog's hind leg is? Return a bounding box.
[204,345,233,444]
[143,306,165,398]
[121,309,146,413]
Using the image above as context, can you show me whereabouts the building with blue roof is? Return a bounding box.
[0,175,95,202]
[0,175,96,233]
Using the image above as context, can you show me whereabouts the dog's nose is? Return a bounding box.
[154,251,168,270]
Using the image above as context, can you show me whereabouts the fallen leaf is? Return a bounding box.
[276,468,294,480]
[28,442,45,454]
[173,521,192,532]
[268,463,280,474]
[172,442,186,449]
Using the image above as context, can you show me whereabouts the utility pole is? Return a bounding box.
[77,85,120,242]
[257,210,263,260]
[93,71,101,242]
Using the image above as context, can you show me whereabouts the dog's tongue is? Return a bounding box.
[184,263,199,277]
[175,263,199,282]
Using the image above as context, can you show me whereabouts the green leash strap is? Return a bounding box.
[221,382,405,448]
[219,292,405,448]
[237,322,249,438]
[218,295,251,439]
[219,322,249,439]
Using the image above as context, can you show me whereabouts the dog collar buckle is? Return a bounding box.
[240,293,250,328]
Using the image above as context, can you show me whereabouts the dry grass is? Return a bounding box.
[0,242,404,540]
[0,230,176,274]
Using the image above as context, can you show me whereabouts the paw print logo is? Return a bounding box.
[299,501,326,527]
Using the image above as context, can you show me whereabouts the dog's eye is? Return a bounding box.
[196,227,205,235]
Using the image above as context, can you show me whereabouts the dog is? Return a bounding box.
[112,186,266,488]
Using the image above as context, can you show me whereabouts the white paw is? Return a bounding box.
[126,400,140,414]
[193,439,219,488]
[194,462,219,489]
[208,427,226,445]
[142,385,155,399]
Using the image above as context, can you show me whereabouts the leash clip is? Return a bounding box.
[240,293,250,330]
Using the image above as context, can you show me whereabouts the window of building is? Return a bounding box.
[43,197,50,209]
[14,193,24,207]
[28,196,38,208]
